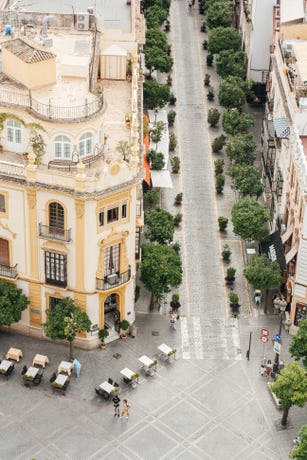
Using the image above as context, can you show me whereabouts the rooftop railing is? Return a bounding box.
[0,88,104,122]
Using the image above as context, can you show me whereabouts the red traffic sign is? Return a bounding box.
[260,335,269,343]
[261,328,269,337]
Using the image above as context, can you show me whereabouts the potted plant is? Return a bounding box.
[169,132,177,151]
[212,135,226,153]
[167,74,172,86]
[171,156,180,173]
[164,19,170,32]
[207,87,215,101]
[204,73,210,87]
[169,93,177,105]
[222,244,231,262]
[119,319,130,338]
[167,110,176,127]
[208,108,220,128]
[225,267,236,285]
[173,213,182,227]
[98,328,109,349]
[201,22,207,32]
[174,192,183,205]
[215,174,225,194]
[202,40,208,50]
[218,216,228,232]
[229,292,240,312]
[206,53,214,67]
[125,113,131,127]
[214,159,224,175]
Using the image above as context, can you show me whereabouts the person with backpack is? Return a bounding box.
[112,394,121,417]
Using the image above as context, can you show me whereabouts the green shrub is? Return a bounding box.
[222,244,231,261]
[215,174,225,193]
[214,159,224,175]
[206,53,214,66]
[229,292,239,304]
[171,156,180,173]
[218,216,228,231]
[173,213,182,227]
[169,132,177,151]
[208,108,220,127]
[168,110,176,127]
[212,135,226,153]
[147,149,165,170]
[143,189,160,209]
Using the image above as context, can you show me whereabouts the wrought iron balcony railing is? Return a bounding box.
[96,267,131,291]
[0,263,18,279]
[39,223,71,242]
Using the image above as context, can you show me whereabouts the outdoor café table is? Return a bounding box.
[6,348,23,362]
[24,366,39,381]
[32,354,49,368]
[58,361,73,376]
[139,355,157,375]
[120,367,139,386]
[0,359,12,374]
[99,381,116,395]
[157,344,176,361]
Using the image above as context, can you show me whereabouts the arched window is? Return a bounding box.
[79,132,93,157]
[7,120,21,144]
[49,202,64,230]
[54,135,71,159]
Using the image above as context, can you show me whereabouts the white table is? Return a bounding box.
[54,374,68,387]
[32,354,49,368]
[158,344,173,355]
[0,359,12,372]
[25,366,39,380]
[99,381,115,394]
[120,368,135,380]
[139,355,154,367]
[58,361,73,376]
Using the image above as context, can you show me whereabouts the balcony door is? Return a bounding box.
[0,238,9,266]
[49,203,64,237]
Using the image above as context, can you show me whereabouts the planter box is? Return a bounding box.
[267,383,283,409]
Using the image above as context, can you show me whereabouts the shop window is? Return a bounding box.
[45,251,67,287]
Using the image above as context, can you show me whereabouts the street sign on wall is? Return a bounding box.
[274,341,281,354]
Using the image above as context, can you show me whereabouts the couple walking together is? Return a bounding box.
[113,395,131,419]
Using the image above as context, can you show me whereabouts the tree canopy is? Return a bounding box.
[143,189,160,209]
[43,298,91,359]
[271,362,307,426]
[290,319,307,368]
[144,46,173,75]
[243,254,282,290]
[206,1,232,29]
[0,281,29,327]
[140,243,182,309]
[230,164,263,198]
[226,133,256,165]
[208,27,241,54]
[147,149,165,170]
[143,80,171,109]
[222,109,254,135]
[145,5,168,28]
[231,197,270,241]
[145,28,169,52]
[144,208,174,244]
[218,76,248,110]
[290,424,307,459]
[216,50,246,79]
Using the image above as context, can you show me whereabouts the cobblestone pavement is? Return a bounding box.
[0,2,306,460]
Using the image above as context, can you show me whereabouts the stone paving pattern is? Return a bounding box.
[0,2,306,459]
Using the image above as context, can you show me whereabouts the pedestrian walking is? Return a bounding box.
[112,394,121,417]
[121,399,131,419]
[265,359,272,378]
[260,358,266,376]
[170,313,177,330]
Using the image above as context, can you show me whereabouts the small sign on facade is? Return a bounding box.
[274,341,281,354]
[90,324,99,336]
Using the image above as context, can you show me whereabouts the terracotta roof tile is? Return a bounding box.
[1,38,56,63]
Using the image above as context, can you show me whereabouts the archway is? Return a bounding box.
[104,293,120,332]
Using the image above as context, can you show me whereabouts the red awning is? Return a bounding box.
[143,154,151,186]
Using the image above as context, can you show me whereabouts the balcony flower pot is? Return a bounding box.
[119,319,130,338]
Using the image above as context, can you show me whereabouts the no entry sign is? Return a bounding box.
[261,328,269,337]
[260,335,268,343]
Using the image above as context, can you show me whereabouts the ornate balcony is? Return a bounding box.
[0,263,18,279]
[96,267,131,291]
[39,223,71,242]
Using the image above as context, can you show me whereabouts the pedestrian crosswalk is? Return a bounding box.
[179,316,242,360]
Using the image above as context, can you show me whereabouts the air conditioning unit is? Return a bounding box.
[76,12,89,31]
[106,273,119,285]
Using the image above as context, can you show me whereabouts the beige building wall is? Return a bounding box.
[2,49,56,89]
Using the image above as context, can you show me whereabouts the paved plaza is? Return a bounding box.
[0,2,306,459]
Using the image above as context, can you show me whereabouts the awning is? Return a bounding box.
[281,224,293,243]
[143,154,151,186]
[151,170,173,188]
[285,243,299,264]
[259,231,286,269]
[273,117,290,138]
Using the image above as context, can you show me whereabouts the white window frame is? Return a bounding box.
[54,135,71,159]
[79,132,93,157]
[7,120,22,150]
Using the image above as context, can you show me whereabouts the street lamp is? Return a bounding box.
[273,296,287,373]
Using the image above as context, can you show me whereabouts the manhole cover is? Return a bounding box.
[152,331,159,336]
[113,353,122,359]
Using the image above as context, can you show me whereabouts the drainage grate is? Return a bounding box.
[152,331,159,336]
[113,353,122,359]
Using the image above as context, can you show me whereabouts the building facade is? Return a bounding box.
[0,3,145,348]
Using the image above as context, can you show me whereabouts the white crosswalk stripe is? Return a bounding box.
[179,316,242,360]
